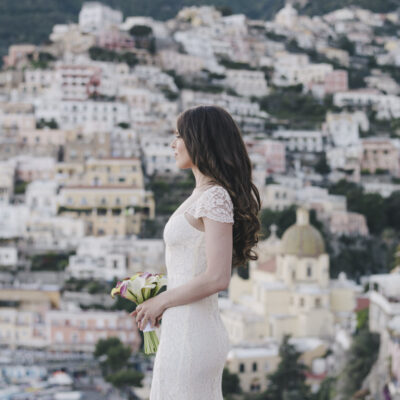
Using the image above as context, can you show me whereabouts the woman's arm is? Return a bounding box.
[161,216,233,308]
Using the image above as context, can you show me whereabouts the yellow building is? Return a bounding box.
[225,346,280,393]
[222,207,359,393]
[57,157,155,236]
[0,287,60,349]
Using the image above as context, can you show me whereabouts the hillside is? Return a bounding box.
[0,0,399,63]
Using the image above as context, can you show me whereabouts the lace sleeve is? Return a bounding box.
[186,186,234,224]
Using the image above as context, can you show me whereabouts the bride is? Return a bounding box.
[132,105,261,399]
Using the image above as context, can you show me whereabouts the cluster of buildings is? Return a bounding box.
[1,1,400,398]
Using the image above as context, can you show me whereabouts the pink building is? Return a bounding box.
[324,70,348,94]
[361,138,400,177]
[306,70,348,98]
[56,65,101,101]
[244,138,286,174]
[327,210,369,237]
[97,28,135,51]
[3,44,36,68]
[47,310,141,352]
[16,157,55,182]
[18,129,66,146]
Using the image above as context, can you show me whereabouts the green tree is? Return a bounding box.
[329,180,387,234]
[129,24,153,37]
[339,309,380,398]
[107,344,132,373]
[314,152,331,175]
[94,337,123,358]
[94,337,132,376]
[106,369,144,388]
[266,335,312,400]
[384,191,400,231]
[222,367,242,397]
[216,6,233,16]
[314,376,336,400]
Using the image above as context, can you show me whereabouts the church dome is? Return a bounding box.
[281,207,325,257]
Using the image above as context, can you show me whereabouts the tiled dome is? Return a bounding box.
[281,207,325,257]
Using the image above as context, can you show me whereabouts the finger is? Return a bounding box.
[141,316,148,330]
[136,308,145,321]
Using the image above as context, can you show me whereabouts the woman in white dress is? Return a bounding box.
[132,105,261,399]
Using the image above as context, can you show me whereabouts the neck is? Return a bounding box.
[192,167,213,188]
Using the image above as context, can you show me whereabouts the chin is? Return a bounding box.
[176,157,192,169]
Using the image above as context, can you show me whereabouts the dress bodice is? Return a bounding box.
[162,185,234,290]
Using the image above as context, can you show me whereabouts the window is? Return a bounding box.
[307,264,312,277]
[315,298,321,308]
[300,297,305,307]
[55,331,64,343]
[96,319,105,329]
[250,383,261,392]
[239,363,245,373]
[252,362,257,372]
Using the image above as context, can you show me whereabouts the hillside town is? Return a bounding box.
[0,2,400,399]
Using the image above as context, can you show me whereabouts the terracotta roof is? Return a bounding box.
[304,371,328,381]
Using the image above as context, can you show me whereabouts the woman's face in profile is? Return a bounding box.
[171,129,193,169]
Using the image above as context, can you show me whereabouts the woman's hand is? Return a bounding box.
[131,294,167,330]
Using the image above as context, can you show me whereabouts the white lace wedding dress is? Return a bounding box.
[150,185,234,400]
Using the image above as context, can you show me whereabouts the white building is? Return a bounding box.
[141,134,180,176]
[261,184,296,211]
[0,161,15,204]
[111,127,140,158]
[334,90,400,120]
[326,145,362,182]
[14,156,56,182]
[0,247,18,268]
[362,181,400,198]
[66,235,165,281]
[22,69,55,97]
[273,130,327,152]
[225,69,269,97]
[35,99,129,130]
[273,51,333,87]
[324,111,367,147]
[274,4,299,28]
[79,2,123,34]
[0,205,29,239]
[158,50,205,75]
[26,180,58,217]
[368,274,400,335]
[25,216,86,250]
[180,90,267,132]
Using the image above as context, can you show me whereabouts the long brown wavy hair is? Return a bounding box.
[176,105,262,268]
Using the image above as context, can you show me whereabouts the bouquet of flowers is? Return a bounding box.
[111,272,167,354]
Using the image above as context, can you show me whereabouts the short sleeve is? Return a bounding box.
[186,186,234,224]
